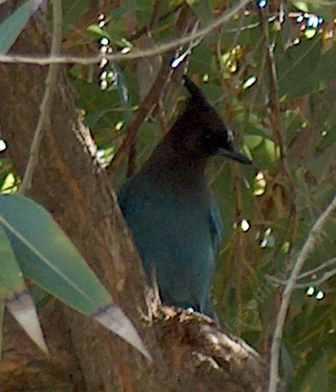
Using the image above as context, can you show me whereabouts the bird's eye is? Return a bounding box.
[202,132,216,148]
[203,128,215,141]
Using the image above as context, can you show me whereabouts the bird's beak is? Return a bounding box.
[217,147,252,165]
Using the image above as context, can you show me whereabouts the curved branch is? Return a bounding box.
[0,0,251,66]
[268,194,336,392]
[20,0,63,194]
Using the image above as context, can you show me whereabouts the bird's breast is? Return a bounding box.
[118,177,217,312]
[123,182,214,266]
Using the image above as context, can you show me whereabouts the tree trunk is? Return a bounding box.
[0,11,267,392]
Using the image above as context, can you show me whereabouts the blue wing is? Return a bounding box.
[209,196,224,257]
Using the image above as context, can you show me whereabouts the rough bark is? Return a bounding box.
[0,13,267,392]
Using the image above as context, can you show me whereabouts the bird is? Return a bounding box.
[118,75,252,318]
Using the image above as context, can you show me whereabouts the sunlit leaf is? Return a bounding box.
[292,1,309,12]
[87,24,112,40]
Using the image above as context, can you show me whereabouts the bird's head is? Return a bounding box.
[170,76,251,165]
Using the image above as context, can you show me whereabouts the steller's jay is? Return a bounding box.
[118,76,251,318]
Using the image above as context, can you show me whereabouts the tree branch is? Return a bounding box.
[268,194,336,392]
[266,257,336,289]
[0,0,250,66]
[107,6,198,176]
[20,0,63,194]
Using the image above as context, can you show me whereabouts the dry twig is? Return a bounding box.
[268,195,336,392]
[20,0,63,194]
[0,0,251,66]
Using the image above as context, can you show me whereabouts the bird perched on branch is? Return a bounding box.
[118,76,251,318]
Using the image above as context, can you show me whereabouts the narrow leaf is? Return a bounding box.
[6,292,49,354]
[0,226,48,353]
[0,195,111,314]
[0,0,44,54]
[0,194,150,358]
[0,226,25,293]
[95,305,151,361]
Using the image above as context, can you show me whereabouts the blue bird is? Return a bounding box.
[118,76,251,318]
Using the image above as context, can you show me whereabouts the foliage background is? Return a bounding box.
[1,0,336,390]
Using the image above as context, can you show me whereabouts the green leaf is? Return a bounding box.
[0,299,4,359]
[0,226,48,353]
[277,37,321,98]
[0,0,43,54]
[110,2,130,19]
[0,195,110,314]
[71,77,121,132]
[0,194,151,360]
[297,350,330,391]
[87,24,112,40]
[316,46,336,87]
[292,1,309,12]
[63,0,90,33]
[0,225,26,295]
[277,38,336,99]
[190,0,213,26]
[112,64,132,124]
[189,43,215,75]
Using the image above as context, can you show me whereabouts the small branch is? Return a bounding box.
[259,7,285,161]
[106,56,173,176]
[267,264,336,289]
[128,3,183,41]
[268,194,336,392]
[258,5,298,225]
[298,257,336,279]
[0,0,250,66]
[107,7,199,176]
[297,268,336,288]
[20,0,63,194]
[273,268,336,289]
[267,257,336,288]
